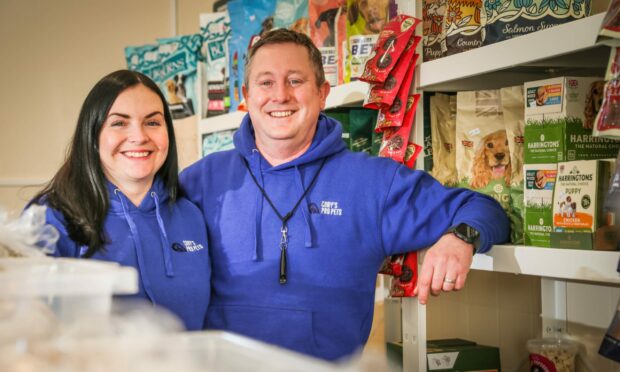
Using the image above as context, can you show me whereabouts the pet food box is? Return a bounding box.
[387,339,501,371]
[524,164,557,247]
[524,76,620,164]
[551,159,613,249]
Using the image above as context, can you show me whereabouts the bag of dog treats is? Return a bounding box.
[310,0,347,86]
[594,78,620,139]
[345,0,391,82]
[430,93,457,186]
[501,86,525,243]
[423,92,435,172]
[227,0,276,112]
[443,0,485,55]
[599,0,620,41]
[199,12,231,119]
[324,107,351,148]
[379,94,421,163]
[422,0,447,61]
[364,39,420,110]
[456,90,510,210]
[360,15,420,84]
[404,142,424,169]
[374,56,418,131]
[155,34,202,119]
[483,0,590,46]
[274,0,310,34]
[350,108,378,153]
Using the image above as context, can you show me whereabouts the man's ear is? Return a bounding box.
[242,84,248,101]
[319,81,331,110]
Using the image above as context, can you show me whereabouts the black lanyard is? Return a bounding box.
[242,156,327,284]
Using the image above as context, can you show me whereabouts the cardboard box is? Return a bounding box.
[551,160,613,249]
[524,76,620,164]
[386,339,501,372]
[524,164,557,247]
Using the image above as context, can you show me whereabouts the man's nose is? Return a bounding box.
[272,83,291,102]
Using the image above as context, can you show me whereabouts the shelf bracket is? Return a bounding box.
[541,278,568,337]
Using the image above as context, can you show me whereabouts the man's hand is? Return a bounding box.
[413,233,474,305]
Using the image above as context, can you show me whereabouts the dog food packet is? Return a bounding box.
[345,0,391,82]
[310,0,347,86]
[374,56,418,131]
[227,0,276,112]
[443,0,484,55]
[324,107,351,148]
[484,0,590,46]
[199,12,231,119]
[371,129,383,156]
[360,15,420,84]
[274,0,310,34]
[422,0,447,61]
[594,78,620,139]
[456,89,510,210]
[379,94,421,163]
[155,34,202,119]
[423,92,435,172]
[404,142,424,169]
[501,86,525,243]
[430,93,457,186]
[125,44,159,73]
[364,41,420,110]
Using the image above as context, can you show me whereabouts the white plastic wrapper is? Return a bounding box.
[0,204,59,257]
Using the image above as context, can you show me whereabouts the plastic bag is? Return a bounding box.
[0,204,59,257]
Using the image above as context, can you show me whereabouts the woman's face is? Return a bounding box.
[98,84,168,190]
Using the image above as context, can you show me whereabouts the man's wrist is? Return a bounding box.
[445,223,480,254]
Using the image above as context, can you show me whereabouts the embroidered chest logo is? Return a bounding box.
[172,240,204,252]
[309,201,343,216]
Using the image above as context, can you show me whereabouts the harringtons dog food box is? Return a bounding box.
[524,164,557,247]
[524,76,620,164]
[551,160,612,249]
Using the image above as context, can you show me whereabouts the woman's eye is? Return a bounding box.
[146,121,161,127]
[110,121,125,127]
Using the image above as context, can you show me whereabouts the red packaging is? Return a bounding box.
[310,0,347,86]
[595,79,620,136]
[374,54,418,131]
[365,43,420,110]
[379,94,421,163]
[404,142,423,169]
[360,15,420,84]
[388,252,418,297]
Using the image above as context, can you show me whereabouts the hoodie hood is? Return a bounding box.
[233,113,346,168]
[106,178,170,214]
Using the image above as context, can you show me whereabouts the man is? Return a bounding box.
[180,29,509,361]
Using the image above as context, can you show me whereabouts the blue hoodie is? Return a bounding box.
[42,178,211,331]
[180,114,509,360]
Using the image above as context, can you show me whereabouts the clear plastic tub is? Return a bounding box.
[527,337,579,372]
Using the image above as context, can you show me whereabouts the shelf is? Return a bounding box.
[471,245,620,285]
[420,13,609,91]
[198,81,369,135]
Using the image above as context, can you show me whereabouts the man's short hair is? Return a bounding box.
[244,29,326,89]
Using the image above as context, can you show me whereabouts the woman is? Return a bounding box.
[32,70,210,330]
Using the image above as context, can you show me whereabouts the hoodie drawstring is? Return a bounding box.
[294,165,314,248]
[115,189,156,304]
[251,149,264,261]
[152,192,175,277]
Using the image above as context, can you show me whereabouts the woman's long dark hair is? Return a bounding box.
[33,70,179,257]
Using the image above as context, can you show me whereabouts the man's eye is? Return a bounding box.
[259,81,274,88]
[289,79,303,86]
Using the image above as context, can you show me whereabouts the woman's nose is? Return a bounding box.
[128,123,148,143]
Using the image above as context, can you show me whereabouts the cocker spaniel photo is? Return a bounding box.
[469,130,511,189]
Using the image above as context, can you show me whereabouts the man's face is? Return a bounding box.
[243,43,330,153]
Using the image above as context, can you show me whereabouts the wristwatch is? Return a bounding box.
[445,223,480,254]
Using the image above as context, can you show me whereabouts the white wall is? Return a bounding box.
[0,0,214,211]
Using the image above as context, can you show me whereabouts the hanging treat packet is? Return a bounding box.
[374,56,417,131]
[599,0,620,42]
[379,94,421,163]
[594,78,620,139]
[155,34,202,119]
[125,44,159,74]
[404,142,424,169]
[389,253,418,297]
[360,14,420,84]
[310,0,347,86]
[199,12,231,119]
[422,0,447,61]
[364,40,420,110]
[345,0,391,82]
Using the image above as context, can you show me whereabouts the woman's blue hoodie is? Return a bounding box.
[43,178,211,331]
[180,114,509,360]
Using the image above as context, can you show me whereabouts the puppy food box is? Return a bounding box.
[551,160,612,249]
[524,76,620,164]
[524,164,557,247]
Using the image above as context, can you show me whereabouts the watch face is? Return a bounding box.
[455,223,479,242]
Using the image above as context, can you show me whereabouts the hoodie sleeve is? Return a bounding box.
[380,165,509,256]
[42,206,81,258]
